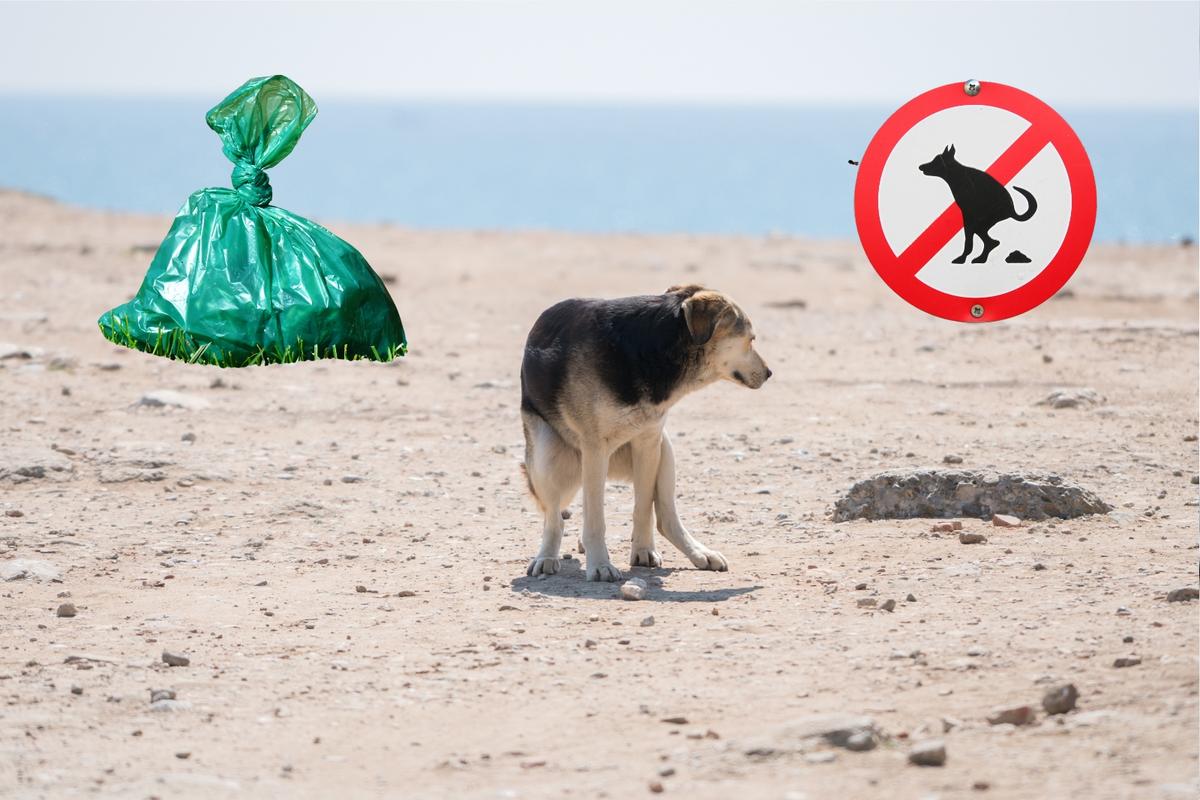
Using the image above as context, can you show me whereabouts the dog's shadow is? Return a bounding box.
[509,557,760,602]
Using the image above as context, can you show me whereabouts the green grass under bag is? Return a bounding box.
[98,75,407,367]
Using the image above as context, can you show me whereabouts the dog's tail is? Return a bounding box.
[1011,186,1037,222]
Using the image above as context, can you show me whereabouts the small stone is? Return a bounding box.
[181,432,196,443]
[161,650,190,667]
[661,716,689,725]
[1166,587,1199,602]
[1042,684,1079,715]
[1123,635,1133,643]
[70,685,83,695]
[1037,388,1102,409]
[805,751,838,764]
[908,739,946,767]
[175,752,191,760]
[855,582,868,590]
[658,767,676,778]
[1113,656,1141,668]
[952,521,963,530]
[4,509,24,518]
[959,532,986,544]
[619,578,647,601]
[1033,563,1047,571]
[355,585,368,593]
[640,616,655,627]
[930,522,956,533]
[341,475,364,484]
[992,514,1021,528]
[649,781,664,793]
[973,781,991,791]
[987,705,1036,726]
[150,688,177,703]
[906,593,917,602]
[56,603,76,618]
[844,730,876,751]
[943,454,963,464]
[856,598,877,608]
[880,599,897,613]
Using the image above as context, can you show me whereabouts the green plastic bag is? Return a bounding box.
[99,75,406,367]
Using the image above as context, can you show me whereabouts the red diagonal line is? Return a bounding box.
[896,124,1053,276]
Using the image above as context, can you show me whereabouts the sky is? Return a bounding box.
[0,1,1196,107]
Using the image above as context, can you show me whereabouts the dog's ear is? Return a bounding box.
[681,290,732,346]
[666,284,706,298]
[947,144,956,157]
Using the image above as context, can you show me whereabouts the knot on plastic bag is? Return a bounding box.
[232,163,273,206]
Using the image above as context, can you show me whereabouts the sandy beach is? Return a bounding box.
[1,188,1197,799]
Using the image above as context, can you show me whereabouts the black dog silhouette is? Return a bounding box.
[919,145,1037,264]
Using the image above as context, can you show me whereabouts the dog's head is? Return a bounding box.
[918,144,957,178]
[667,284,771,389]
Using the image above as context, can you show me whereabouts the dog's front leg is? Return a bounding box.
[581,444,622,582]
[653,434,728,571]
[629,433,663,568]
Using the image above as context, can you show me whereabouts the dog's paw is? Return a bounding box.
[951,255,967,264]
[630,548,662,568]
[971,254,989,264]
[689,548,728,572]
[527,556,561,577]
[586,562,623,582]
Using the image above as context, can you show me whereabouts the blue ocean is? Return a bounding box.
[0,95,1195,242]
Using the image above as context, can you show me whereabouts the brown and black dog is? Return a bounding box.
[519,285,771,582]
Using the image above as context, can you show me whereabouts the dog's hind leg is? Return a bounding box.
[951,225,975,264]
[580,442,622,582]
[524,414,581,577]
[972,227,999,264]
[629,433,664,568]
[652,433,728,571]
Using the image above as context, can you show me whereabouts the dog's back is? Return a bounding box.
[520,294,690,429]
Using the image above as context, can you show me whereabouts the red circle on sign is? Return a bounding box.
[854,82,1096,323]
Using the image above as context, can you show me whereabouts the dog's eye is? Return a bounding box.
[749,335,756,342]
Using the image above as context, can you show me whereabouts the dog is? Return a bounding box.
[520,284,771,582]
[919,144,1037,264]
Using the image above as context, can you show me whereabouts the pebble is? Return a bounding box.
[1166,587,1199,602]
[150,688,176,703]
[1113,656,1141,668]
[992,514,1021,528]
[70,685,82,695]
[640,616,655,627]
[855,582,868,590]
[649,781,664,793]
[844,730,876,751]
[908,739,946,767]
[880,599,896,613]
[943,454,964,464]
[162,650,190,667]
[959,532,987,544]
[856,598,877,608]
[56,602,76,618]
[906,593,917,602]
[930,522,956,533]
[987,705,1036,726]
[619,578,647,601]
[1042,683,1079,715]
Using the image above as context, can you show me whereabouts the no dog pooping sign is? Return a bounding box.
[855,81,1096,323]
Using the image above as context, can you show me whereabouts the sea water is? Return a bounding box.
[0,95,1194,242]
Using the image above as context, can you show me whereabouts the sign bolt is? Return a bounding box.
[970,304,985,318]
[964,79,981,96]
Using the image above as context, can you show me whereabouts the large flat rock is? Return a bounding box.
[833,469,1112,521]
[0,447,74,483]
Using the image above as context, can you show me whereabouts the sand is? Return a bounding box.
[0,189,1197,799]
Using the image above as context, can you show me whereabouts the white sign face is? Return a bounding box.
[877,105,1072,298]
